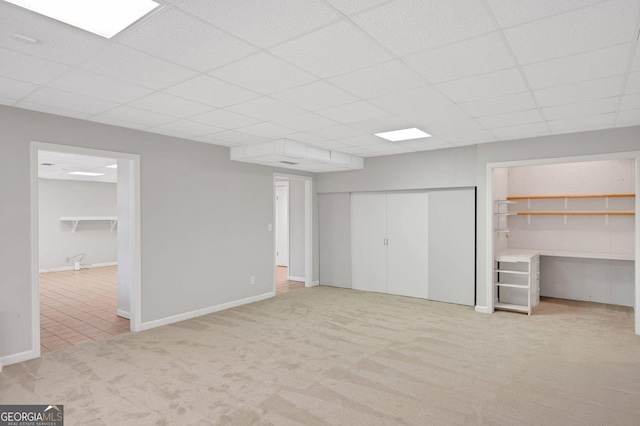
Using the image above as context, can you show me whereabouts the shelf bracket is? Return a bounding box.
[110,219,117,232]
[605,196,609,209]
[563,214,567,225]
[527,215,531,225]
[71,220,79,234]
[564,197,568,209]
[605,214,609,226]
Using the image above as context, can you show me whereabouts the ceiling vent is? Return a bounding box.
[230,139,364,173]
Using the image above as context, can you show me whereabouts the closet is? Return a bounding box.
[350,188,475,305]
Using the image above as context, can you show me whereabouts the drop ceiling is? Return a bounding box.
[1,0,639,171]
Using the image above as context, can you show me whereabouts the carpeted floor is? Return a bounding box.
[1,287,639,425]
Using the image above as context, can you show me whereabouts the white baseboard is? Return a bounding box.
[311,280,320,287]
[287,275,305,282]
[139,291,275,331]
[39,262,118,273]
[0,349,37,368]
[475,306,493,314]
[117,309,131,320]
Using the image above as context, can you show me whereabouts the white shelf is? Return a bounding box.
[495,302,529,313]
[495,200,517,204]
[495,269,529,274]
[499,248,633,261]
[494,282,529,289]
[60,216,117,233]
[495,229,510,233]
[494,212,517,216]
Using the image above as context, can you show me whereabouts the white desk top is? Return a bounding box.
[497,248,634,261]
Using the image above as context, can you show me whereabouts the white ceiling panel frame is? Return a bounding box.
[129,92,213,118]
[487,0,607,28]
[20,87,118,115]
[271,80,359,111]
[164,75,260,108]
[48,69,154,104]
[226,96,305,121]
[458,92,538,118]
[0,47,70,85]
[542,97,620,121]
[189,109,260,129]
[0,75,38,101]
[534,75,625,107]
[315,100,389,123]
[152,119,226,137]
[97,105,179,127]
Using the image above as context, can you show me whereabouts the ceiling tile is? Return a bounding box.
[271,81,358,111]
[491,122,550,140]
[21,87,117,115]
[189,109,259,129]
[0,48,69,85]
[476,109,545,129]
[152,119,225,137]
[352,0,496,56]
[98,106,178,127]
[459,92,538,117]
[129,92,212,118]
[349,115,417,133]
[324,0,393,15]
[407,104,472,126]
[0,75,37,100]
[226,97,304,120]
[625,72,640,94]
[271,112,339,131]
[119,8,256,72]
[309,125,365,140]
[435,68,528,103]
[542,97,619,121]
[210,52,317,94]
[81,44,197,90]
[316,101,388,123]
[14,101,90,120]
[616,109,640,125]
[313,140,353,151]
[534,75,624,107]
[620,93,640,111]
[503,0,639,64]
[423,119,484,136]
[439,130,498,145]
[367,142,412,153]
[0,2,107,66]
[235,122,296,137]
[335,145,372,155]
[369,85,452,115]
[164,75,260,108]
[145,127,192,139]
[178,0,340,48]
[522,44,631,90]
[328,60,425,99]
[399,138,452,151]
[88,116,150,130]
[341,134,390,146]
[405,33,515,84]
[199,129,261,144]
[0,97,16,106]
[194,135,238,147]
[487,0,604,28]
[633,45,640,71]
[48,69,153,104]
[548,113,616,132]
[269,21,392,78]
[285,132,327,144]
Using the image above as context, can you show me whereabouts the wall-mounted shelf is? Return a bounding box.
[60,216,117,233]
[507,193,635,200]
[517,211,634,216]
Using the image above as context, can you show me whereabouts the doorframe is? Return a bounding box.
[485,150,640,335]
[30,141,142,359]
[275,180,289,267]
[273,173,314,290]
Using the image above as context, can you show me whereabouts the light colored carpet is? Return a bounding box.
[1,287,639,425]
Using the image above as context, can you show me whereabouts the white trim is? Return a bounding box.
[117,309,131,319]
[0,350,37,367]
[29,142,142,367]
[485,150,640,336]
[312,280,320,287]
[475,306,492,314]
[39,262,118,273]
[139,291,274,331]
[287,275,305,282]
[0,360,2,372]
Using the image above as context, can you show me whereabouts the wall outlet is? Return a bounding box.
[250,276,256,285]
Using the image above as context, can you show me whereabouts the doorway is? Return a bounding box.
[30,142,141,359]
[273,173,313,295]
[486,152,640,335]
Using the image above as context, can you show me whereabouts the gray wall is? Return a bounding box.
[0,105,315,362]
[38,179,117,270]
[318,126,640,309]
[288,179,305,279]
[318,193,352,288]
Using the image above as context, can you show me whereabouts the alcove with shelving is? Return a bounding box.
[492,159,635,314]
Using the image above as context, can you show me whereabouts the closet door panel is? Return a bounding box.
[428,189,475,306]
[386,192,429,299]
[351,192,387,293]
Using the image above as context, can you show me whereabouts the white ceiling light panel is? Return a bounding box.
[5,0,160,39]
[375,128,431,141]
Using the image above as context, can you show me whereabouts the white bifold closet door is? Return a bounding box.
[351,191,429,299]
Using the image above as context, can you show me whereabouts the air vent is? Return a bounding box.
[280,161,298,165]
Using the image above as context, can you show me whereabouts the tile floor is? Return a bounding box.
[40,266,129,353]
[276,266,305,295]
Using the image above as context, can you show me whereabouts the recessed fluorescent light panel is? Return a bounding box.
[68,171,105,176]
[374,128,431,142]
[106,164,118,169]
[5,0,160,39]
